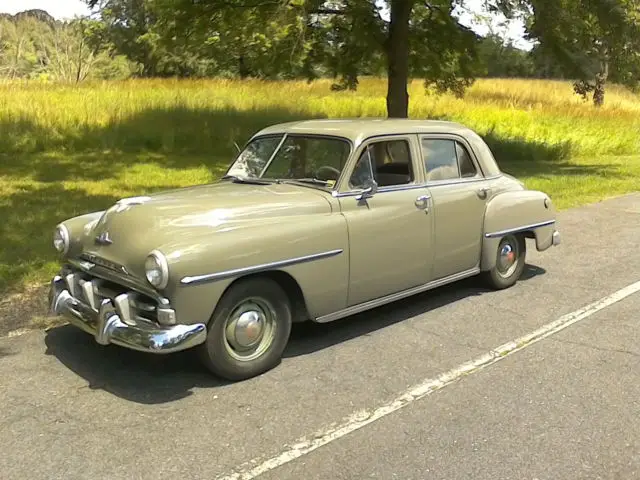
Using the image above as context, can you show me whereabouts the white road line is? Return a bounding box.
[217,280,640,480]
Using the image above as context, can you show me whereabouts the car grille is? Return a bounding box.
[62,265,161,325]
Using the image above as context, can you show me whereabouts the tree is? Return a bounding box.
[40,20,106,83]
[85,0,164,76]
[88,0,486,118]
[518,0,640,106]
[0,9,134,82]
[0,13,52,79]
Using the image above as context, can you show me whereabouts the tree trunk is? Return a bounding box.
[593,57,608,108]
[76,35,84,84]
[239,55,250,79]
[386,0,413,118]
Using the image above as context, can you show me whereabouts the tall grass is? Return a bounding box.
[1,77,639,156]
[0,77,639,294]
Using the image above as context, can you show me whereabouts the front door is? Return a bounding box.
[419,134,491,279]
[337,135,434,307]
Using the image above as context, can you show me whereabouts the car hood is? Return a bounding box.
[76,181,333,279]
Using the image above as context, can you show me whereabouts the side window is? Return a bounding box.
[349,139,414,189]
[423,138,478,181]
[456,142,478,178]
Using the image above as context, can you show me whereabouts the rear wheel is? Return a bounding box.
[483,233,526,290]
[197,277,292,381]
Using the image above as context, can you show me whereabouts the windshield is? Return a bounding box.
[226,134,351,187]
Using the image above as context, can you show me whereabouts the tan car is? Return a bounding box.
[49,119,561,381]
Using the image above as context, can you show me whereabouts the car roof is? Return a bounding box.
[252,118,474,145]
[251,117,503,177]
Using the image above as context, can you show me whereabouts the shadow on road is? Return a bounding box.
[0,346,14,358]
[520,263,546,281]
[42,264,544,405]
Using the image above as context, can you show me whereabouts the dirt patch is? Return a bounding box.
[0,283,63,337]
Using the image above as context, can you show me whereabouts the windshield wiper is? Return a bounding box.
[220,174,272,185]
[282,178,330,186]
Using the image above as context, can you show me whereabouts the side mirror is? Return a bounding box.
[355,180,378,201]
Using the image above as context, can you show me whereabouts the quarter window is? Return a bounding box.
[422,139,478,181]
[456,142,478,178]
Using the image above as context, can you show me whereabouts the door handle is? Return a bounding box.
[477,187,491,199]
[415,195,430,212]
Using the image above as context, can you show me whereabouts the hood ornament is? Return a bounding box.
[95,231,113,245]
[113,196,152,213]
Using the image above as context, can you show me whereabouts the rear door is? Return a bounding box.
[419,134,491,280]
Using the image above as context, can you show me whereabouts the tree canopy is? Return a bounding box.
[524,0,640,106]
[2,1,638,112]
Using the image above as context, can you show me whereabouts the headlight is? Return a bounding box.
[145,250,169,289]
[53,224,69,254]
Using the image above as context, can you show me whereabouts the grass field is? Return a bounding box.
[1,77,639,296]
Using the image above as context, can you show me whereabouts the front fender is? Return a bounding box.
[480,190,558,271]
[161,213,350,325]
[59,211,105,259]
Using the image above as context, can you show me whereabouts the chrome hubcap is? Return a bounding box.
[497,236,519,277]
[234,310,264,348]
[224,299,276,361]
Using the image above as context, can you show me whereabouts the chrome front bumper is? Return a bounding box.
[49,275,207,354]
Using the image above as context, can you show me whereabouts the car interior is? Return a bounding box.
[348,137,478,189]
[423,139,478,181]
[350,139,415,188]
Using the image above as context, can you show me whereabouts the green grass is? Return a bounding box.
[1,77,639,295]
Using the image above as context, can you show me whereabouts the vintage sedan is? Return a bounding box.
[49,119,561,380]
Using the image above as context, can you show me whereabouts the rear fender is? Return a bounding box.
[480,190,558,271]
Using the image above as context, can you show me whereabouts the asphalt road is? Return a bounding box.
[1,193,639,480]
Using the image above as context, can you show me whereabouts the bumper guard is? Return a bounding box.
[49,275,207,354]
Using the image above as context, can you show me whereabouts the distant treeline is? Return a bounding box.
[0,9,564,84]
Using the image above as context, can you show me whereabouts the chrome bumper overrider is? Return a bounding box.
[49,275,207,354]
[552,230,561,246]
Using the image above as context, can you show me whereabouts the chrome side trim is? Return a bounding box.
[426,176,495,187]
[180,249,344,286]
[314,267,480,323]
[333,183,429,198]
[484,220,556,239]
[331,175,502,198]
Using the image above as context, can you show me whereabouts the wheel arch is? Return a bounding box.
[215,270,311,324]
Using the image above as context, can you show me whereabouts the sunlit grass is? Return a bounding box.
[1,76,639,294]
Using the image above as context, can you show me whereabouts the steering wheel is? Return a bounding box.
[315,165,341,181]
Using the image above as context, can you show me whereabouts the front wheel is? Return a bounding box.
[197,277,292,381]
[483,233,526,290]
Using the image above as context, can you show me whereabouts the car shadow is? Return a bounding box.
[43,326,229,403]
[284,277,488,358]
[42,265,545,405]
[520,263,547,280]
[0,346,14,358]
